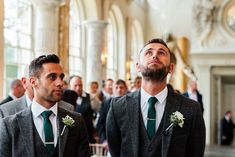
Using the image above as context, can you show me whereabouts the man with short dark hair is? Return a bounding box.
[107,38,205,157]
[221,110,235,145]
[0,54,90,157]
[0,65,74,118]
[97,79,128,145]
[100,78,113,101]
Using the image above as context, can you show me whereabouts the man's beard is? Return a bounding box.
[140,64,170,82]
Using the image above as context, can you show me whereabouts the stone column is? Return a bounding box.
[84,20,108,88]
[32,0,61,56]
[176,37,189,92]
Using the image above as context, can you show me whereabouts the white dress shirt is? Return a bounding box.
[76,91,87,105]
[140,86,168,131]
[9,92,18,100]
[31,100,58,146]
[25,94,32,107]
[188,90,198,102]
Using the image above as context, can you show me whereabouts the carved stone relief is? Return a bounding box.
[192,0,226,47]
[222,0,235,36]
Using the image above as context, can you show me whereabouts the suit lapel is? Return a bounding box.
[58,106,69,157]
[17,108,35,157]
[161,90,181,157]
[126,91,140,156]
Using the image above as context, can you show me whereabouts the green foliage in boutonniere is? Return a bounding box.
[61,115,75,136]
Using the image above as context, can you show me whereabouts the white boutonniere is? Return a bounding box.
[61,115,75,136]
[163,111,185,135]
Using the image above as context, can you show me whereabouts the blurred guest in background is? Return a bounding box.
[69,75,96,143]
[0,78,25,105]
[221,110,235,145]
[97,79,128,150]
[183,79,204,114]
[130,76,142,92]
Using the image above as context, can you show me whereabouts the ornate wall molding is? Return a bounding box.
[192,0,226,47]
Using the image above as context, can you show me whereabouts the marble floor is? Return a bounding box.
[204,145,235,157]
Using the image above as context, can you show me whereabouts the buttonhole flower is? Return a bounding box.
[163,111,185,135]
[61,115,75,136]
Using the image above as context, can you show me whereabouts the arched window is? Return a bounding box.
[69,0,85,77]
[106,5,126,80]
[107,13,117,79]
[4,0,34,95]
[130,20,144,80]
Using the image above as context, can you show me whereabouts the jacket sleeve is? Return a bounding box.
[0,118,12,157]
[186,102,206,157]
[77,115,91,157]
[106,100,121,157]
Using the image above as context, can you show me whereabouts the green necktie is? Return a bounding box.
[147,97,158,140]
[41,111,54,154]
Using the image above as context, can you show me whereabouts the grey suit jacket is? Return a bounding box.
[0,107,91,157]
[107,88,205,157]
[0,96,74,118]
[0,96,27,118]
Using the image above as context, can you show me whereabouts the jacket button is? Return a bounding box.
[148,147,153,151]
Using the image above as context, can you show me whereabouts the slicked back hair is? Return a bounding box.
[29,54,60,78]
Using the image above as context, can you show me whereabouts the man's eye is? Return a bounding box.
[159,50,166,55]
[50,75,57,80]
[145,50,152,55]
[60,74,65,80]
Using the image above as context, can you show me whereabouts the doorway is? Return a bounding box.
[211,66,235,146]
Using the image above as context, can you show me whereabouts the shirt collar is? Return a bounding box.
[78,91,86,98]
[9,92,18,100]
[141,86,168,104]
[31,100,58,118]
[188,89,196,95]
[25,94,32,107]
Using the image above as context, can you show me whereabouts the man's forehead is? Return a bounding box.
[116,84,125,87]
[41,63,63,73]
[144,43,169,50]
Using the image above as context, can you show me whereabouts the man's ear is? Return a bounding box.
[29,76,38,88]
[169,63,175,74]
[135,62,141,72]
[21,77,27,90]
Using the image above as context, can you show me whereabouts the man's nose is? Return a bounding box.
[56,78,64,86]
[152,51,158,59]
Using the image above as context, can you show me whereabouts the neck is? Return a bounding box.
[141,79,167,96]
[34,97,55,109]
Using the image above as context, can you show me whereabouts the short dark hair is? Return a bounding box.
[90,81,99,86]
[225,110,232,115]
[115,79,127,87]
[102,78,114,88]
[138,38,172,62]
[29,54,60,77]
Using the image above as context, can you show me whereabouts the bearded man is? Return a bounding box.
[106,38,205,157]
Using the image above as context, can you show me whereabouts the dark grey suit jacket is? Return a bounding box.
[0,107,91,157]
[0,96,74,118]
[107,88,205,157]
[0,95,13,105]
